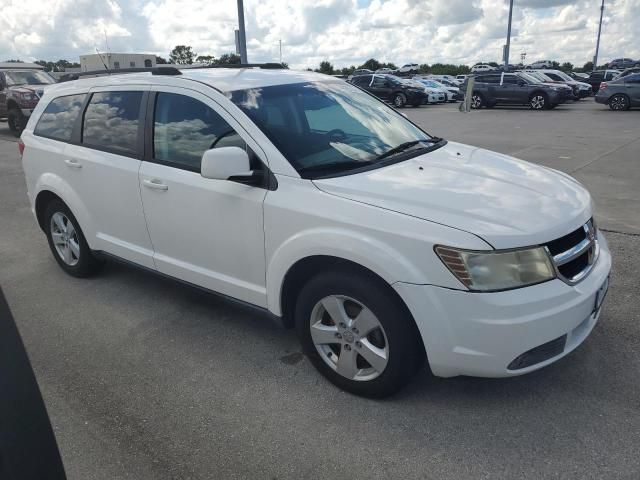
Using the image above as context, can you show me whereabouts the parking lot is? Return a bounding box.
[1,100,639,479]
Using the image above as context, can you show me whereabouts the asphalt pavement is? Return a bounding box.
[1,101,639,480]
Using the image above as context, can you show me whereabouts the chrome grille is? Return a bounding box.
[545,219,598,285]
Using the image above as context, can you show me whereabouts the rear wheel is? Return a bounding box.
[7,108,25,136]
[43,200,103,277]
[393,93,407,108]
[609,94,630,111]
[471,93,484,109]
[295,270,425,398]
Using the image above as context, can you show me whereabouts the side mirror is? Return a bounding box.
[201,146,263,186]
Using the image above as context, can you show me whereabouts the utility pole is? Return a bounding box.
[237,0,248,63]
[593,0,605,71]
[504,0,514,69]
[279,39,282,64]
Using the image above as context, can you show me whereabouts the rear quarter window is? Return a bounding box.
[34,94,86,142]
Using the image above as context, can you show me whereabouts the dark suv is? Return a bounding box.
[0,66,55,136]
[348,74,427,107]
[607,58,639,69]
[587,70,621,93]
[464,72,567,110]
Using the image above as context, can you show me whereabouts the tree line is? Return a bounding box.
[312,58,609,75]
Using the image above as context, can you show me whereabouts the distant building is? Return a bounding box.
[79,53,156,71]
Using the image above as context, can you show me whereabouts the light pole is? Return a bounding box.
[504,0,514,69]
[237,0,248,64]
[593,0,605,71]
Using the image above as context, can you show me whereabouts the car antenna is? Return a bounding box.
[95,47,109,70]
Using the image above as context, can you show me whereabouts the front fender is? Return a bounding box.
[266,227,429,316]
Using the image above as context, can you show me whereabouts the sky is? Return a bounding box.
[0,0,638,69]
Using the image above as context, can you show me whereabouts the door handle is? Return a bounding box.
[64,159,82,169]
[142,179,169,191]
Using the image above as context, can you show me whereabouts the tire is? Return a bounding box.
[43,199,103,277]
[471,93,484,109]
[7,108,25,137]
[295,269,425,398]
[393,93,407,108]
[609,93,630,111]
[529,92,548,110]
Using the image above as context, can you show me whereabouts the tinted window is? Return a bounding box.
[352,75,371,86]
[604,72,617,80]
[34,94,86,141]
[501,75,519,84]
[153,92,245,172]
[545,73,562,81]
[477,75,499,84]
[82,91,142,155]
[626,74,640,84]
[371,76,388,87]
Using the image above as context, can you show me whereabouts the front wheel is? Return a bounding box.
[529,93,548,110]
[7,108,26,137]
[295,270,425,398]
[393,93,407,108]
[609,94,630,111]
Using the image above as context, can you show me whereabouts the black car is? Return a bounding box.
[587,70,621,93]
[595,72,640,111]
[463,72,567,110]
[349,74,427,108]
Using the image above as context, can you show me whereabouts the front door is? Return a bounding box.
[138,87,268,307]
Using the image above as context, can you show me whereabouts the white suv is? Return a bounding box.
[20,66,611,397]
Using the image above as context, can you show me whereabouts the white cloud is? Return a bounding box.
[0,0,638,69]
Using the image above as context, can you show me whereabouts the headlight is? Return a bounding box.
[18,92,38,101]
[435,245,556,291]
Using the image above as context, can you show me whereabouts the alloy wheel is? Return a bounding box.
[610,94,628,111]
[309,295,389,381]
[471,95,482,108]
[50,212,80,266]
[530,95,545,109]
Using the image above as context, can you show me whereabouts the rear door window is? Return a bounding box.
[82,91,143,155]
[34,94,86,142]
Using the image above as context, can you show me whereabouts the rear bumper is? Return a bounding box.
[594,93,609,105]
[394,233,612,378]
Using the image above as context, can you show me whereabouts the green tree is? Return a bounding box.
[215,53,241,65]
[581,61,593,72]
[316,60,335,74]
[155,56,168,64]
[359,58,382,71]
[3,59,24,63]
[560,62,574,72]
[169,45,197,64]
[196,55,216,65]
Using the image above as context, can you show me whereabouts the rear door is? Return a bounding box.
[495,74,522,103]
[63,86,155,268]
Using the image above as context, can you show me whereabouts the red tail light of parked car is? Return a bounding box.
[18,139,25,157]
[600,82,608,91]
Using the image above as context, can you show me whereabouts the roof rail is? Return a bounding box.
[58,66,182,82]
[190,63,287,70]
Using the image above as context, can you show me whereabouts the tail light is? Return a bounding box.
[18,139,25,157]
[600,82,608,90]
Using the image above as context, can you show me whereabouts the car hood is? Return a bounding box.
[9,84,47,96]
[312,142,592,249]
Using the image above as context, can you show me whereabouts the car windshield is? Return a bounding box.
[552,71,573,82]
[5,70,55,86]
[228,81,439,178]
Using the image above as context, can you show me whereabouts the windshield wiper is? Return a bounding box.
[298,159,373,175]
[374,138,443,162]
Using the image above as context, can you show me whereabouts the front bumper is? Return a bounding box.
[394,233,612,378]
[20,108,33,117]
[425,93,446,103]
